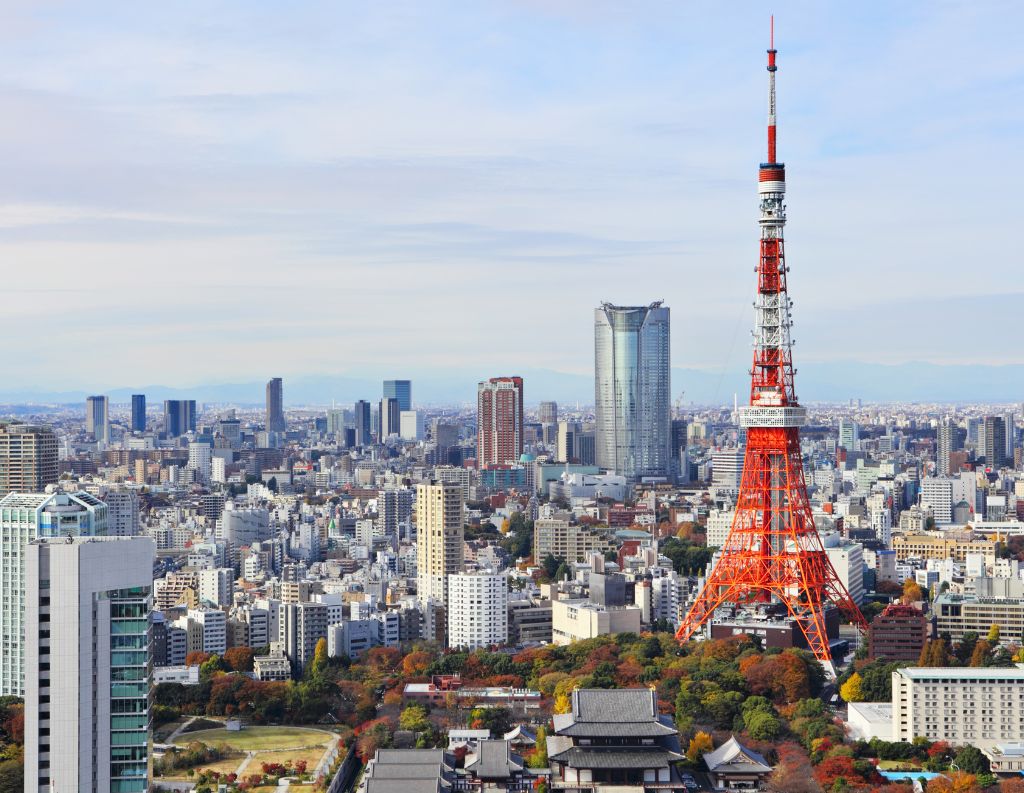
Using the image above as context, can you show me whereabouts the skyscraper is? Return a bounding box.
[86,395,110,443]
[24,536,154,793]
[476,376,524,469]
[163,399,197,438]
[130,394,146,433]
[415,480,464,608]
[539,401,558,425]
[383,379,412,412]
[937,419,957,476]
[594,302,671,480]
[839,419,860,452]
[354,400,373,446]
[0,490,108,696]
[266,377,285,433]
[379,396,400,439]
[0,421,58,496]
[983,416,1007,469]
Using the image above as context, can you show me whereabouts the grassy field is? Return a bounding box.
[172,725,333,752]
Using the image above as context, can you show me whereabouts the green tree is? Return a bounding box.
[987,624,1001,643]
[743,710,781,741]
[952,744,989,775]
[530,726,548,769]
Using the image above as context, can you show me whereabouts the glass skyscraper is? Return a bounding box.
[383,379,412,412]
[594,302,671,481]
[130,394,146,433]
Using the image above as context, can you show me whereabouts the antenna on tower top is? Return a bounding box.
[770,14,774,50]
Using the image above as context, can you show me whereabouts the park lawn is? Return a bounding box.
[153,718,187,743]
[173,726,333,751]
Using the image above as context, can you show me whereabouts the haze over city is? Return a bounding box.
[1,2,1023,399]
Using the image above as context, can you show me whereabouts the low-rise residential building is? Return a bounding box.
[253,653,292,681]
[550,599,643,645]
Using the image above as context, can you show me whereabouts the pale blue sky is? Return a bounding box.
[1,1,1022,389]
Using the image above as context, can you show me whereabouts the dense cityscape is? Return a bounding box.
[2,7,1022,793]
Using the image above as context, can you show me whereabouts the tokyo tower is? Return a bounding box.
[675,21,867,673]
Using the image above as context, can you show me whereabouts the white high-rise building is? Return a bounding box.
[399,410,424,441]
[185,609,226,655]
[706,509,735,550]
[199,567,234,607]
[920,477,955,525]
[187,442,213,484]
[447,571,508,650]
[822,535,865,606]
[24,536,154,793]
[711,448,744,491]
[212,456,227,484]
[0,491,108,696]
[101,487,141,536]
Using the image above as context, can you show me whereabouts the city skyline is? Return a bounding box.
[1,3,1022,390]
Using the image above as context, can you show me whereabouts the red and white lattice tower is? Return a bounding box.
[675,21,867,674]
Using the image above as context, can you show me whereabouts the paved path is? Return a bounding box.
[313,734,341,779]
[165,716,201,744]
[234,751,257,778]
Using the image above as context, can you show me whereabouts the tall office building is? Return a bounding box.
[983,415,1008,469]
[130,394,146,433]
[936,419,956,476]
[476,376,524,469]
[379,396,400,439]
[711,448,745,491]
[0,491,108,696]
[383,379,412,412]
[539,401,558,425]
[594,302,671,480]
[415,481,464,607]
[163,399,197,438]
[24,536,154,793]
[0,421,58,496]
[839,419,860,452]
[432,421,459,464]
[86,395,110,443]
[447,571,508,650]
[354,400,373,446]
[266,377,285,433]
[557,421,580,463]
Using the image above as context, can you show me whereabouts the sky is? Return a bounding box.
[1,1,1023,393]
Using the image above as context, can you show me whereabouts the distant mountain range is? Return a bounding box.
[1,361,1022,408]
